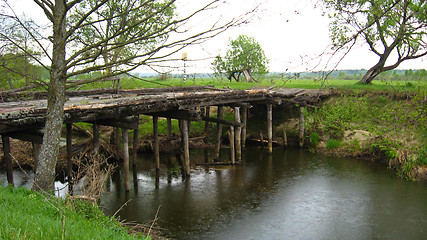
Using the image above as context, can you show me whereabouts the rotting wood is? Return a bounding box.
[182,119,190,176]
[214,106,223,161]
[132,126,139,167]
[93,124,100,155]
[196,162,242,166]
[202,116,242,127]
[234,107,242,161]
[283,129,288,147]
[32,142,41,172]
[242,106,247,148]
[4,130,43,144]
[204,106,210,139]
[1,135,14,185]
[66,124,73,180]
[122,129,130,192]
[299,107,305,148]
[167,118,172,137]
[153,116,160,171]
[229,126,235,164]
[267,104,273,154]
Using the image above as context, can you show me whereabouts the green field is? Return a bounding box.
[73,75,427,93]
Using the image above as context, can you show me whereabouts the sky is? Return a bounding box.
[11,0,427,74]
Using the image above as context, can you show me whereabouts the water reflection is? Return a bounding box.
[100,148,427,239]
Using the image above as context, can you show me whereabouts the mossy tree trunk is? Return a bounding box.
[32,1,67,193]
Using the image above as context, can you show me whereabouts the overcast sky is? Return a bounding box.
[12,0,427,73]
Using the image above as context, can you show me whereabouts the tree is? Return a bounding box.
[323,0,427,84]
[0,53,42,89]
[212,34,268,82]
[0,0,253,192]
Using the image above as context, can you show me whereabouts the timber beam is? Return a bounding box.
[87,116,139,130]
[147,110,202,121]
[3,129,44,144]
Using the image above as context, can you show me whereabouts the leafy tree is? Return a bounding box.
[0,0,252,192]
[212,34,268,82]
[0,53,42,89]
[323,0,427,84]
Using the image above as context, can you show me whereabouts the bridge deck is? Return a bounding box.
[0,86,328,133]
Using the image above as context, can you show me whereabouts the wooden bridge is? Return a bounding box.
[0,86,328,191]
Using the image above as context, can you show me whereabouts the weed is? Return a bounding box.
[326,139,341,150]
[309,132,320,147]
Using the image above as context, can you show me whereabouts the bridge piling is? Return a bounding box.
[267,104,273,154]
[1,135,14,186]
[214,106,223,161]
[122,129,130,192]
[234,107,242,161]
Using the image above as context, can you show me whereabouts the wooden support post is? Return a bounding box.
[132,128,138,167]
[242,106,247,148]
[93,124,100,155]
[182,120,190,176]
[1,135,14,186]
[122,129,130,192]
[229,126,235,164]
[267,104,273,154]
[204,106,210,139]
[66,124,73,181]
[167,118,172,137]
[299,106,305,148]
[32,142,41,173]
[234,107,242,161]
[214,106,223,161]
[283,129,288,147]
[153,116,160,171]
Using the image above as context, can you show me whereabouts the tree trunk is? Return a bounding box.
[358,65,383,84]
[32,1,67,193]
[243,69,253,82]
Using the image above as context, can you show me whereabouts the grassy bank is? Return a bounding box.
[0,186,148,240]
[300,93,426,181]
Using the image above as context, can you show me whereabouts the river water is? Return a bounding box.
[99,148,427,240]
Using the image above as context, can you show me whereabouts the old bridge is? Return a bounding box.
[0,86,328,191]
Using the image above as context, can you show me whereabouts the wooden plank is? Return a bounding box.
[1,135,14,186]
[122,129,130,192]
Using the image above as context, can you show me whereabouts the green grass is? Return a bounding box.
[68,75,427,93]
[0,186,147,240]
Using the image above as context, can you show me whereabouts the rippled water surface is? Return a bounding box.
[99,148,427,240]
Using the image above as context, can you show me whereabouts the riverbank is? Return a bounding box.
[298,91,427,181]
[0,185,151,239]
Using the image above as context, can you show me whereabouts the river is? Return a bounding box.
[99,148,427,240]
